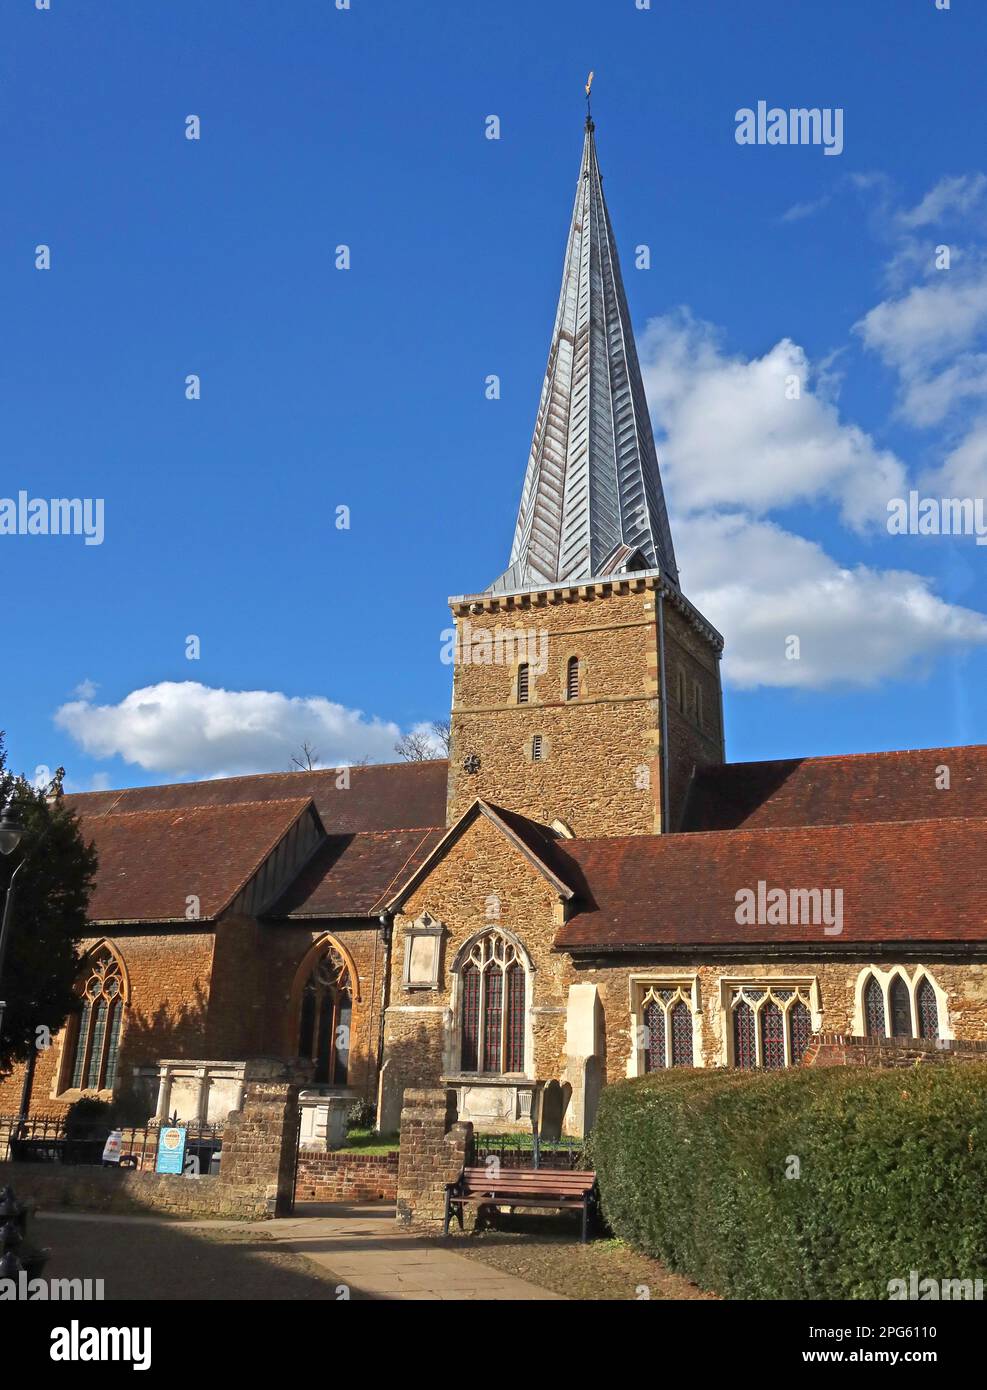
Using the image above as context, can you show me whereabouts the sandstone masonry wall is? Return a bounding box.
[395,1088,471,1228]
[447,581,723,837]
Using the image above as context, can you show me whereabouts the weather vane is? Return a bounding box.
[585,70,594,114]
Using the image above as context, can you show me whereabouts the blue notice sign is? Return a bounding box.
[155,1126,188,1175]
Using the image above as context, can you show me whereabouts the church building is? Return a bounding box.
[3,117,986,1137]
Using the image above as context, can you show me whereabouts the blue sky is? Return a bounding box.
[2,0,986,791]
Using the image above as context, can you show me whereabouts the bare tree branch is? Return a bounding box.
[290,740,320,771]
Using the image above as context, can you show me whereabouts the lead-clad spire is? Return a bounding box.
[488,115,679,594]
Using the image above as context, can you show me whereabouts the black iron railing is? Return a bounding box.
[0,1114,224,1169]
[471,1132,587,1171]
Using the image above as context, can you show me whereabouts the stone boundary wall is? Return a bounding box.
[0,1061,307,1221]
[801,1032,987,1068]
[0,1164,252,1218]
[294,1151,399,1203]
[395,1088,472,1228]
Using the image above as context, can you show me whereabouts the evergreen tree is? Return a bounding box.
[0,733,97,1077]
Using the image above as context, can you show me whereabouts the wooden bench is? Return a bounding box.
[444,1165,596,1242]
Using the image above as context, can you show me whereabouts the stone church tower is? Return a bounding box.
[447,118,724,836]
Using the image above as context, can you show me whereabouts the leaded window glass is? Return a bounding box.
[505,961,525,1072]
[458,931,527,1074]
[890,976,912,1038]
[670,999,693,1067]
[760,1001,786,1069]
[460,962,480,1071]
[864,976,886,1039]
[298,948,351,1085]
[642,998,666,1071]
[789,1001,813,1065]
[482,968,504,1071]
[66,947,125,1093]
[640,987,694,1071]
[730,983,815,1068]
[917,978,939,1040]
[733,1000,757,1069]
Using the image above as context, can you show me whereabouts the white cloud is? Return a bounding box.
[854,172,987,427]
[54,681,406,778]
[781,193,831,223]
[897,174,987,230]
[677,513,987,690]
[72,678,98,700]
[640,310,906,531]
[635,301,987,690]
[855,271,987,386]
[921,415,987,499]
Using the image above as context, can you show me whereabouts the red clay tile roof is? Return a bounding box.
[682,744,987,832]
[269,827,445,919]
[81,799,313,923]
[554,817,987,950]
[64,759,448,835]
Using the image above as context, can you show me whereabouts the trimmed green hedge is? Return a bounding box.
[588,1064,987,1299]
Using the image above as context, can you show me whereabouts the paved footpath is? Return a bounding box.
[41,1203,564,1301]
[267,1203,565,1300]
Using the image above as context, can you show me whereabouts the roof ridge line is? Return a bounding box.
[65,757,451,802]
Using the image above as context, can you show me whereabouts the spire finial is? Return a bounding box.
[585,70,595,130]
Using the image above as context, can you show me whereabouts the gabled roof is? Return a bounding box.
[554,816,987,951]
[267,827,445,920]
[682,744,987,832]
[383,800,578,913]
[489,119,678,593]
[65,758,448,835]
[81,798,316,924]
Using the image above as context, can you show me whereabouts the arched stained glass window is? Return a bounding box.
[864,976,886,1039]
[760,1001,786,1069]
[642,998,666,1072]
[733,1000,757,1069]
[917,978,939,1040]
[298,948,351,1085]
[640,989,694,1071]
[458,931,527,1075]
[890,975,912,1038]
[67,947,125,1093]
[505,960,525,1073]
[460,961,481,1072]
[730,984,815,1068]
[669,999,693,1067]
[789,1001,813,1065]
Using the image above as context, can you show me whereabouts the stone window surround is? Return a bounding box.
[447,925,536,1078]
[626,973,703,1076]
[718,975,822,1069]
[851,965,951,1041]
[52,938,130,1101]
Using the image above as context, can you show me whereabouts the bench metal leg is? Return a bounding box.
[444,1191,464,1236]
[581,1195,589,1244]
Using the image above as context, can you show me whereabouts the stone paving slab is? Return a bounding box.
[270,1203,565,1301]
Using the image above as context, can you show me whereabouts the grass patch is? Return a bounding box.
[338,1128,400,1155]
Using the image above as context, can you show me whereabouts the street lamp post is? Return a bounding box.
[0,801,26,1041]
